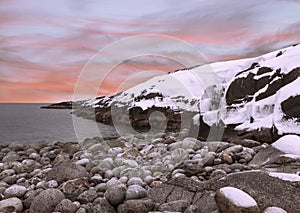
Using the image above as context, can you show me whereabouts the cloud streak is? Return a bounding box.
[0,0,299,102]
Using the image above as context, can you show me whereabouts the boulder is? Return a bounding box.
[117,198,154,213]
[59,178,90,201]
[4,185,27,198]
[104,184,126,206]
[126,184,148,200]
[263,206,287,213]
[0,197,23,213]
[30,189,65,213]
[45,161,88,184]
[92,198,116,213]
[54,199,78,213]
[215,186,259,213]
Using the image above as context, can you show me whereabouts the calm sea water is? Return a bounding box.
[0,103,118,144]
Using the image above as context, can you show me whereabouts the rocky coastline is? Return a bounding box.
[0,131,299,213]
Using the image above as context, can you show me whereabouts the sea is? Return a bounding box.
[0,103,118,144]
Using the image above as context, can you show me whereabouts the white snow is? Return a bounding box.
[272,135,300,155]
[80,44,300,135]
[269,172,300,182]
[219,186,257,207]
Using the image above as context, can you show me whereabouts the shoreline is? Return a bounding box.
[0,132,299,212]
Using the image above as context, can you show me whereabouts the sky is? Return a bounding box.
[0,0,300,103]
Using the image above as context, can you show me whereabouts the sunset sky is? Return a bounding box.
[1,0,299,103]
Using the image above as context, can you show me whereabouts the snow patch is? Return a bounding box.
[272,135,300,155]
[269,172,300,182]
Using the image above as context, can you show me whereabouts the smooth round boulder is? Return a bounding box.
[263,206,287,213]
[4,185,27,198]
[104,184,126,206]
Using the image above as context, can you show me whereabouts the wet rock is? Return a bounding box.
[30,189,65,213]
[126,184,148,200]
[215,186,259,213]
[117,198,154,213]
[0,197,23,213]
[54,199,78,213]
[104,184,126,206]
[45,161,88,184]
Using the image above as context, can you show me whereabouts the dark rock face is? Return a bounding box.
[281,95,300,121]
[226,67,300,105]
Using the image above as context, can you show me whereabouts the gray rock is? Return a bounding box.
[59,178,90,201]
[240,139,261,148]
[215,186,259,213]
[92,198,116,213]
[159,199,189,212]
[2,153,20,162]
[263,206,287,213]
[200,142,229,152]
[95,183,107,192]
[4,184,27,198]
[55,199,78,213]
[184,204,199,213]
[46,180,58,188]
[0,197,23,213]
[126,184,148,200]
[223,145,243,155]
[45,161,88,184]
[127,177,143,186]
[117,198,154,213]
[210,169,227,180]
[0,169,16,180]
[77,189,97,204]
[30,188,65,213]
[104,184,126,206]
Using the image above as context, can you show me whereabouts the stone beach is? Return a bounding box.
[0,130,299,212]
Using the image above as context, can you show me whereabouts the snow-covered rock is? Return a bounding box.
[75,44,300,136]
[272,135,300,155]
[215,186,259,213]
